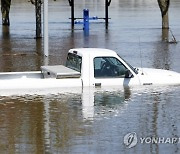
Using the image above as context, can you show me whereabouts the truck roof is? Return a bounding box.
[69,48,118,57]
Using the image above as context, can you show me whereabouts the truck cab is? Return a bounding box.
[66,48,141,87]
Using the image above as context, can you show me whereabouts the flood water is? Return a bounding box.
[0,0,180,153]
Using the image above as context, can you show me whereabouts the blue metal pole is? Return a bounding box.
[83,9,89,31]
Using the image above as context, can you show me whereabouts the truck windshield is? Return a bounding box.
[117,54,138,74]
[66,53,82,72]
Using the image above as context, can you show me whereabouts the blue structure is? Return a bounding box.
[68,0,111,29]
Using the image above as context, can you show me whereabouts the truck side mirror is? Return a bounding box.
[125,69,133,78]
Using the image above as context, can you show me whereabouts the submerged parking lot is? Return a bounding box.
[0,0,180,153]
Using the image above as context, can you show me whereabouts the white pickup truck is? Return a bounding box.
[0,48,180,95]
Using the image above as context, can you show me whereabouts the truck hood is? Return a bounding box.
[137,68,180,85]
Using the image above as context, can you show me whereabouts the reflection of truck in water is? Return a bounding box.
[0,48,180,95]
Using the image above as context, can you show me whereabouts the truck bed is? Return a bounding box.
[0,71,43,80]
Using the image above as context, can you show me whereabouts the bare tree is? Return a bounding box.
[157,0,170,29]
[1,0,11,25]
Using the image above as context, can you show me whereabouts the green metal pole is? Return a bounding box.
[35,0,42,38]
[105,0,111,29]
[68,0,74,29]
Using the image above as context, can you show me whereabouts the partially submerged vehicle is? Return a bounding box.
[0,48,180,95]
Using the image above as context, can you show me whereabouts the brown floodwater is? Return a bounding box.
[0,0,180,153]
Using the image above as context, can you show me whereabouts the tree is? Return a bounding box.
[157,0,170,29]
[1,0,11,25]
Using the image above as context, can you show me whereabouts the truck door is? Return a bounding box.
[92,57,139,87]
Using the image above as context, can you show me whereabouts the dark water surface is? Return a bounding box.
[0,0,180,153]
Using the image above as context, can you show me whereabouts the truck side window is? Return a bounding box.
[66,53,82,72]
[94,57,128,78]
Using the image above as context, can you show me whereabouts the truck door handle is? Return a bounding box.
[95,83,101,87]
